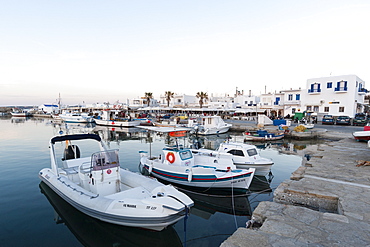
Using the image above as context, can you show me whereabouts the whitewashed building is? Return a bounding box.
[280,88,303,118]
[259,92,284,118]
[38,104,59,114]
[303,74,366,118]
[159,94,198,108]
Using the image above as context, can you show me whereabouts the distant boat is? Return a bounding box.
[10,109,32,117]
[59,112,94,123]
[94,110,140,127]
[188,116,232,135]
[244,129,285,141]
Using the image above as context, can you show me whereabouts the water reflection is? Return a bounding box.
[39,181,183,247]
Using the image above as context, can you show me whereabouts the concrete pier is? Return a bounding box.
[221,125,370,246]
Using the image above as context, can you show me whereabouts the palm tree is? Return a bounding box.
[164,91,174,107]
[196,91,208,108]
[144,92,153,107]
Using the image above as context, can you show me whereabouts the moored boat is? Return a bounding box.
[188,116,232,135]
[39,133,193,231]
[94,110,141,127]
[59,112,94,123]
[192,141,274,176]
[139,146,255,193]
[353,131,370,141]
[244,129,285,141]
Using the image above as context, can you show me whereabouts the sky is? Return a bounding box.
[1,0,370,106]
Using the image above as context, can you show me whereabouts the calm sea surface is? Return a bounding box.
[0,117,304,247]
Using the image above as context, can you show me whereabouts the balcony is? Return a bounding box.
[283,100,301,105]
[308,88,321,94]
[334,87,347,93]
[358,88,368,94]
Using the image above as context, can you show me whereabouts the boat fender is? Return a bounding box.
[166,152,175,164]
[187,169,193,182]
[148,163,153,174]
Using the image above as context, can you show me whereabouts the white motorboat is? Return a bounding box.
[192,142,274,176]
[39,133,193,231]
[188,116,232,135]
[94,110,141,127]
[11,109,32,117]
[59,112,94,123]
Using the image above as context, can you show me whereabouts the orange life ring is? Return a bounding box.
[166,152,175,163]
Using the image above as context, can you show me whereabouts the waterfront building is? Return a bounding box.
[159,94,197,108]
[302,74,366,119]
[279,88,303,118]
[38,104,59,114]
[259,91,284,118]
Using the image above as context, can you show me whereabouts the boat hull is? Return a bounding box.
[141,160,254,192]
[353,131,370,141]
[244,134,284,141]
[196,125,231,135]
[94,118,140,127]
[234,163,273,176]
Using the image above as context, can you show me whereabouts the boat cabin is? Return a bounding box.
[161,147,195,167]
[218,143,259,159]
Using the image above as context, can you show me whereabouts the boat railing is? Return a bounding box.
[91,149,120,171]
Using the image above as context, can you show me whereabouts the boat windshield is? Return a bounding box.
[247,149,258,156]
[179,150,192,160]
[91,149,120,171]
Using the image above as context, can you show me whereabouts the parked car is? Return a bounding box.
[353,113,367,126]
[335,115,351,125]
[322,115,335,125]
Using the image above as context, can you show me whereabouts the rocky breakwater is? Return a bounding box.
[221,134,370,246]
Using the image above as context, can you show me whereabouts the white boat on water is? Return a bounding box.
[39,133,193,231]
[191,142,274,176]
[140,146,255,192]
[11,109,32,117]
[59,112,95,123]
[94,110,140,127]
[188,116,232,135]
[138,128,255,192]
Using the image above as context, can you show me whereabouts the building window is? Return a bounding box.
[306,106,312,111]
[324,107,329,112]
[314,106,319,112]
[335,81,348,91]
[339,107,344,112]
[288,94,293,100]
[308,83,321,93]
[296,94,300,100]
[327,82,332,88]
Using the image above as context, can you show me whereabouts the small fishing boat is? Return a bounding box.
[94,110,140,127]
[188,116,232,135]
[10,109,32,117]
[39,133,193,231]
[138,128,255,192]
[192,141,274,176]
[244,129,285,141]
[139,147,255,192]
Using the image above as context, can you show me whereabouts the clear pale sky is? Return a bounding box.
[1,0,370,105]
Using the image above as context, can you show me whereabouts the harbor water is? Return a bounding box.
[0,117,304,247]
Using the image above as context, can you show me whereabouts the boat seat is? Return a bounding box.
[63,167,79,174]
